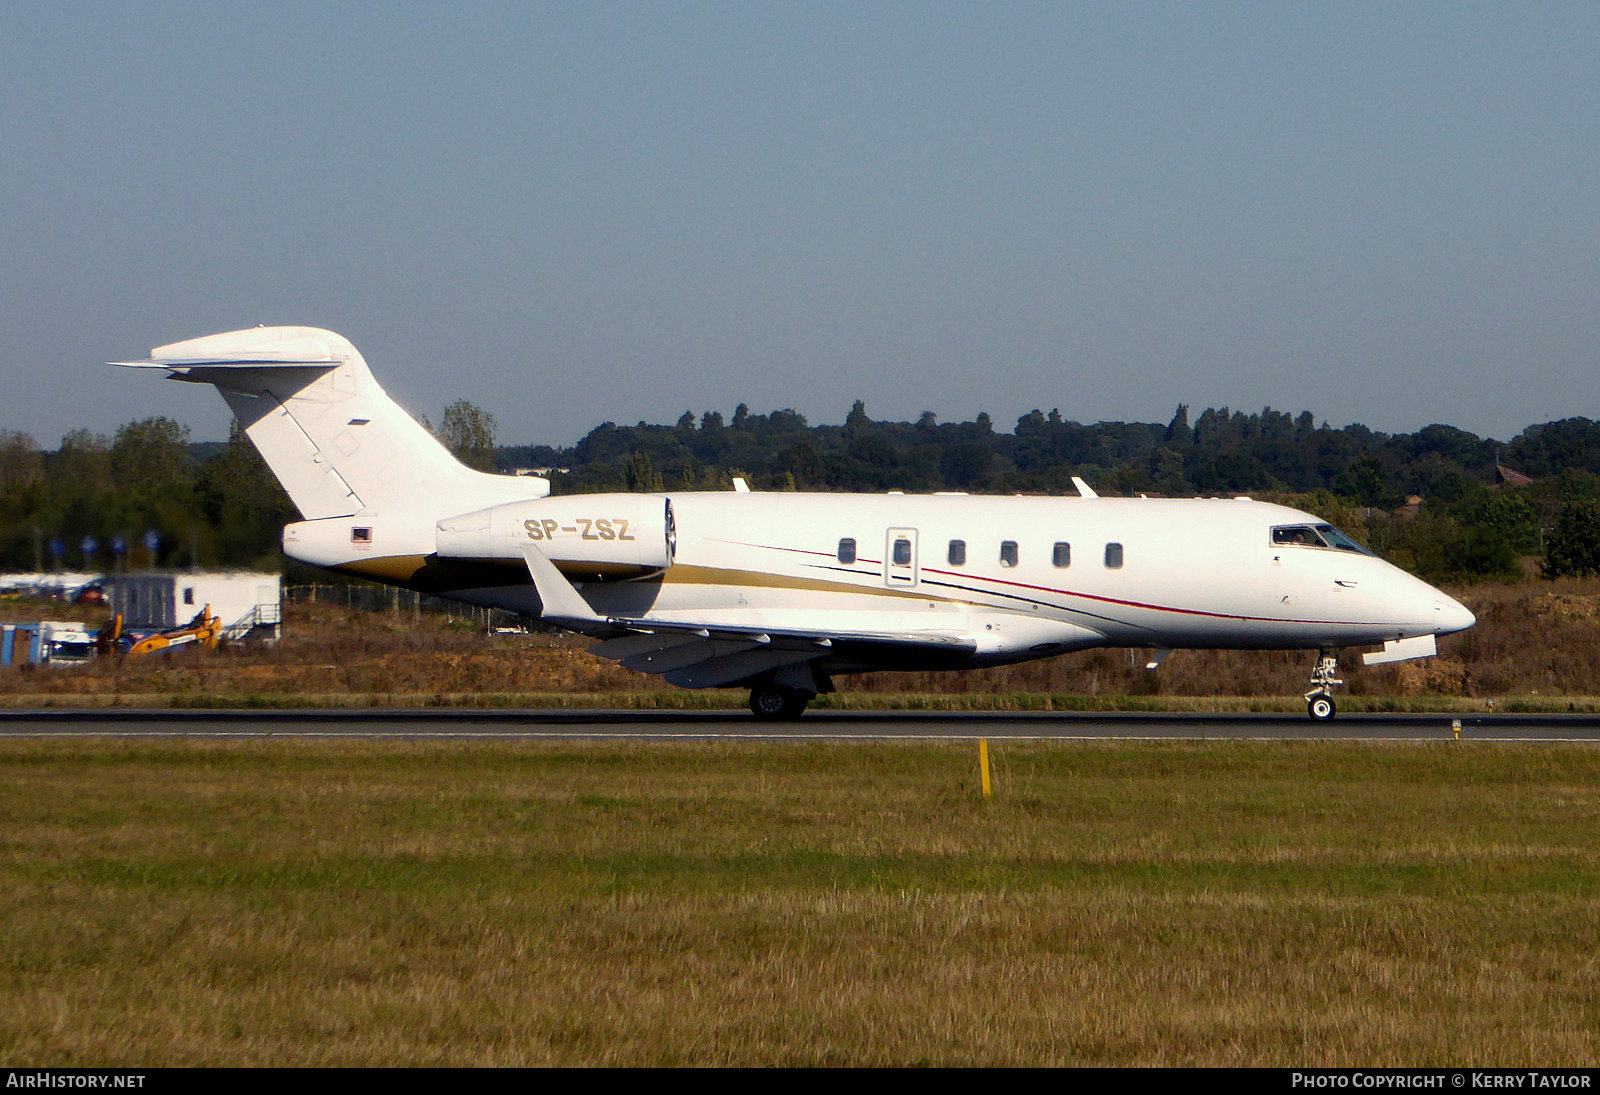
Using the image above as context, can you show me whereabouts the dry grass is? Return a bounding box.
[4,577,1600,709]
[0,599,664,701]
[2,738,1598,1065]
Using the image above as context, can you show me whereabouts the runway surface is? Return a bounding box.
[3,708,1600,742]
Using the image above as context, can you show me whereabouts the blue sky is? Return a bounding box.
[3,2,1597,447]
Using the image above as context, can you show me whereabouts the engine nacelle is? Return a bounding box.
[436,494,676,581]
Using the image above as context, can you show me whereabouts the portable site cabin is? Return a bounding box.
[0,624,43,667]
[112,571,281,641]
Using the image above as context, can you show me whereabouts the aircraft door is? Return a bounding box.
[884,528,919,588]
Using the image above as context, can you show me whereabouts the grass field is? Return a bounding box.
[3,738,1598,1065]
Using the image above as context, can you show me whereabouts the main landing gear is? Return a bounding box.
[1304,651,1344,721]
[748,683,812,721]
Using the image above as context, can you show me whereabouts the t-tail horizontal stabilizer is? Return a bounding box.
[113,326,548,522]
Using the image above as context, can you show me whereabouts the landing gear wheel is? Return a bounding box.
[749,684,810,721]
[1303,651,1344,722]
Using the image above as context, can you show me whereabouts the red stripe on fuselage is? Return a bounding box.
[706,537,1383,629]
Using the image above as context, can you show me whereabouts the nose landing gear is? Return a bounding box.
[1304,652,1343,721]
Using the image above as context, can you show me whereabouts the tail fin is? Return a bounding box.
[114,326,547,520]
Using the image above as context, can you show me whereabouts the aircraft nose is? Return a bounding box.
[1433,594,1476,635]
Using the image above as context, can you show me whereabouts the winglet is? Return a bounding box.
[520,543,603,623]
[1072,476,1099,499]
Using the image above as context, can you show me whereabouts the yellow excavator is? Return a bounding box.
[98,606,222,658]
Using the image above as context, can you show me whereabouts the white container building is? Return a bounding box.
[112,571,281,640]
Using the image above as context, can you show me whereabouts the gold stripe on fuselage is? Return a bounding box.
[333,554,520,591]
[323,554,966,604]
[659,563,960,603]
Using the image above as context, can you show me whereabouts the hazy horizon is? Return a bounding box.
[4,4,1596,449]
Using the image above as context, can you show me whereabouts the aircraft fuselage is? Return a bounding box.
[287,490,1473,674]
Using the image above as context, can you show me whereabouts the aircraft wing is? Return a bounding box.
[587,619,975,688]
[520,544,975,688]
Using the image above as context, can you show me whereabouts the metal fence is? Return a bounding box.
[282,584,531,632]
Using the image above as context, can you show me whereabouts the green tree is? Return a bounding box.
[1334,452,1390,507]
[440,401,498,472]
[844,400,870,438]
[1163,405,1191,446]
[194,420,296,564]
[0,431,41,491]
[625,451,663,492]
[1542,501,1600,578]
[1150,448,1188,495]
[55,429,111,493]
[1477,490,1541,555]
[110,417,192,496]
[940,443,991,489]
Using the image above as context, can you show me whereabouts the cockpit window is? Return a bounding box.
[1270,524,1373,556]
[1272,525,1322,547]
[1314,524,1373,555]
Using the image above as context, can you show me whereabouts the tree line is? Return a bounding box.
[9,400,1600,583]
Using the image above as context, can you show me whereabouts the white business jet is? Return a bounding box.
[115,326,1475,720]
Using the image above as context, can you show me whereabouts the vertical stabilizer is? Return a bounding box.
[114,326,547,520]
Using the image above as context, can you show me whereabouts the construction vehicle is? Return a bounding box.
[98,606,222,658]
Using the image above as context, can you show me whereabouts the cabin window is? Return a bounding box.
[837,538,857,564]
[351,527,373,544]
[892,538,912,566]
[1105,543,1123,568]
[183,587,194,606]
[1052,542,1071,567]
[999,541,1018,568]
[948,540,966,566]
